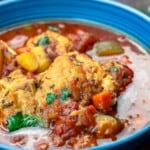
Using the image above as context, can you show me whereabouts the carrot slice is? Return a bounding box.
[92,91,112,110]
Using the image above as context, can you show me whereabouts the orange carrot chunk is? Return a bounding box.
[92,91,112,110]
[16,47,30,54]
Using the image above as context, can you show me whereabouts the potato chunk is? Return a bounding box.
[31,47,51,72]
[26,30,72,55]
[35,52,106,109]
[17,52,38,72]
[0,69,36,122]
[94,41,124,56]
[95,114,122,138]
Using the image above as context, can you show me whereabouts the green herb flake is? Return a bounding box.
[7,112,23,132]
[36,36,50,46]
[60,88,71,103]
[33,115,45,126]
[22,114,38,127]
[111,66,118,72]
[7,112,45,132]
[48,26,59,32]
[46,93,56,104]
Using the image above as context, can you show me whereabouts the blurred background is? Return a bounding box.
[0,0,150,16]
[116,0,150,16]
[0,0,149,149]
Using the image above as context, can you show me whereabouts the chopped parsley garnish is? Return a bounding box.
[111,66,118,72]
[7,112,45,132]
[46,93,56,104]
[36,36,50,46]
[22,114,40,127]
[60,88,71,103]
[7,112,22,132]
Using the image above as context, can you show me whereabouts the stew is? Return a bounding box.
[0,22,150,150]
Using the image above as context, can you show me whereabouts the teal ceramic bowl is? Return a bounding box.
[0,0,150,150]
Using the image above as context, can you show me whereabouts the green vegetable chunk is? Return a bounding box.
[36,36,50,46]
[7,112,45,132]
[46,93,56,104]
[33,115,45,126]
[7,112,22,132]
[22,114,39,127]
[60,88,71,103]
[111,66,118,72]
[94,41,124,56]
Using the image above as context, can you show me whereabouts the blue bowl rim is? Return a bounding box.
[0,0,150,150]
[0,0,150,52]
[0,0,150,22]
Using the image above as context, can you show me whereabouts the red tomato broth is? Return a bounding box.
[0,22,150,149]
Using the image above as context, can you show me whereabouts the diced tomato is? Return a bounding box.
[67,30,98,52]
[52,117,80,140]
[61,100,79,116]
[92,91,112,110]
[77,105,96,127]
[84,106,96,126]
[87,105,96,114]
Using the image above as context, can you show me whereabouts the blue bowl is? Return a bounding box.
[0,0,150,150]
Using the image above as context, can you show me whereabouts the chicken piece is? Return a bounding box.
[0,40,17,56]
[35,52,106,110]
[36,52,132,111]
[26,30,73,56]
[101,74,118,105]
[102,75,116,92]
[0,40,17,77]
[71,52,105,93]
[101,60,133,92]
[94,114,123,138]
[0,51,133,126]
[0,69,36,123]
[0,91,17,123]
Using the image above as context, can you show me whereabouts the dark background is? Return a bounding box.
[116,0,150,16]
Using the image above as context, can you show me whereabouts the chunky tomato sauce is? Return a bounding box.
[0,22,150,150]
